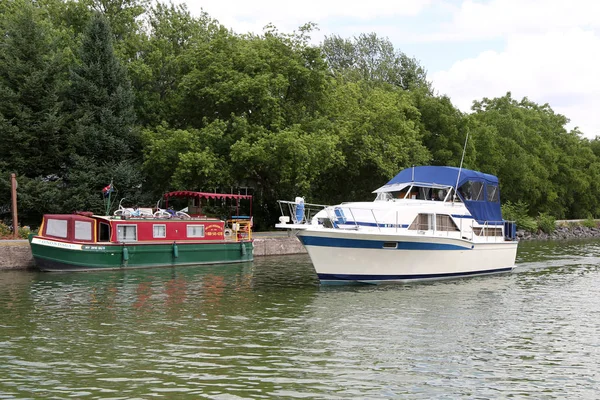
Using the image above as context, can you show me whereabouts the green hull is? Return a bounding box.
[29,236,254,272]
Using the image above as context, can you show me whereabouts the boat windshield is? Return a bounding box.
[375,185,459,202]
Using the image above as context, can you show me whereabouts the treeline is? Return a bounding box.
[1,0,600,230]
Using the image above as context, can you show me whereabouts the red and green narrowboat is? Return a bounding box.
[28,191,254,272]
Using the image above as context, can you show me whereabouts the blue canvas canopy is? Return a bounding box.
[376,166,503,224]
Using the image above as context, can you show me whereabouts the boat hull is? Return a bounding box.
[297,230,517,284]
[29,236,254,272]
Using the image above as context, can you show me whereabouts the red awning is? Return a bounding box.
[164,191,252,200]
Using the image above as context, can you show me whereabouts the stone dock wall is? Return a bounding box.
[0,240,36,270]
[0,236,307,271]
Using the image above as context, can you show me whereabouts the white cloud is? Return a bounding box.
[432,28,600,138]
[179,0,431,37]
[423,0,600,42]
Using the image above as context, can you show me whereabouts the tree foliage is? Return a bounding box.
[322,33,430,91]
[1,0,600,230]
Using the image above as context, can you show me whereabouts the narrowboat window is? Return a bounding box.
[408,213,434,230]
[98,222,110,242]
[74,220,92,241]
[187,225,205,238]
[117,225,137,242]
[46,219,68,238]
[436,215,460,232]
[153,224,166,238]
[487,184,499,202]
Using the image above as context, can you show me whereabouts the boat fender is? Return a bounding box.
[224,228,233,238]
[241,243,246,256]
[123,247,129,262]
[173,242,179,258]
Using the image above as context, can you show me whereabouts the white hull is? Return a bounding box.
[298,229,518,284]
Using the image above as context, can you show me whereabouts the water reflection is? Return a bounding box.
[1,241,600,398]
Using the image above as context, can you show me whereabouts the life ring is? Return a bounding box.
[224,228,233,238]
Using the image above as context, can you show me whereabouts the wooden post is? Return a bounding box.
[11,173,18,239]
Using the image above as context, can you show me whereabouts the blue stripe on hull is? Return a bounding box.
[342,222,409,228]
[299,235,469,251]
[318,267,513,283]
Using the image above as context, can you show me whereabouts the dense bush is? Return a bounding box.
[502,201,537,232]
[536,212,556,234]
[0,222,10,238]
[582,215,598,228]
[0,222,33,239]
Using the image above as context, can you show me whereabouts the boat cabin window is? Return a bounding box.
[487,184,499,202]
[74,220,92,241]
[187,225,205,238]
[98,222,110,242]
[459,181,485,201]
[153,224,166,238]
[436,215,459,232]
[46,219,68,238]
[409,214,434,230]
[117,225,137,242]
[474,227,503,237]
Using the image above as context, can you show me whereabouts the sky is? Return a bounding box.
[177,0,600,139]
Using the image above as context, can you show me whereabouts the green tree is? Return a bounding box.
[469,93,600,218]
[176,23,329,130]
[412,90,471,167]
[142,121,232,196]
[315,80,430,203]
[65,12,138,164]
[0,0,70,177]
[60,12,141,214]
[322,33,430,91]
[129,2,219,127]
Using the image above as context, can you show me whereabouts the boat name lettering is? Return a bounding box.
[32,238,82,250]
[206,224,223,231]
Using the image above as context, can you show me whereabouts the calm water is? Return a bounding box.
[2,240,600,399]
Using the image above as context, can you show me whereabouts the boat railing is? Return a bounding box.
[226,217,253,241]
[318,204,518,242]
[277,200,328,225]
[462,219,517,242]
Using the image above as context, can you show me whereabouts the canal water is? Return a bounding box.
[1,239,600,399]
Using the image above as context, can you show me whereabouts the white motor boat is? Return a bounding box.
[276,166,518,284]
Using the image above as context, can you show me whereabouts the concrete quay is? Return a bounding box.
[0,234,306,271]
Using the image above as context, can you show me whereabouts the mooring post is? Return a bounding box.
[10,173,18,239]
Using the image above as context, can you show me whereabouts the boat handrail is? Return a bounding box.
[277,200,328,225]
[319,204,516,240]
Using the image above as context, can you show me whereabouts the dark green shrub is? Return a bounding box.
[537,212,556,234]
[502,200,537,232]
[18,226,33,239]
[582,215,597,229]
[0,222,10,238]
[0,222,34,239]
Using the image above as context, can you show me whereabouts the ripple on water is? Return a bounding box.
[1,246,600,397]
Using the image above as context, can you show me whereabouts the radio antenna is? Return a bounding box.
[454,130,469,200]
